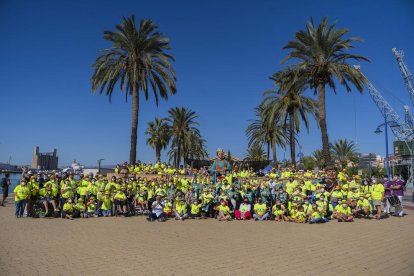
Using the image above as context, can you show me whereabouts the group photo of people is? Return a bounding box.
[6,148,406,224]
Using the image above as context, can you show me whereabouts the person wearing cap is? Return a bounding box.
[42,176,59,214]
[174,197,188,221]
[333,200,353,222]
[13,179,30,218]
[62,198,75,220]
[371,178,384,220]
[74,197,86,218]
[77,175,90,202]
[114,187,127,215]
[355,193,372,218]
[216,198,232,221]
[86,197,98,218]
[309,204,327,224]
[27,176,39,217]
[391,175,405,217]
[101,191,113,217]
[200,188,214,218]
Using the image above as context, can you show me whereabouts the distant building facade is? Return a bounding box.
[358,153,384,169]
[32,146,58,170]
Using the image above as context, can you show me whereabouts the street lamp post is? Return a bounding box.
[98,159,105,174]
[374,114,391,179]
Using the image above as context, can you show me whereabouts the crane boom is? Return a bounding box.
[404,105,414,130]
[354,65,414,141]
[392,48,414,108]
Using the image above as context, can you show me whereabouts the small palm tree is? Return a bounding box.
[145,118,171,163]
[244,144,267,162]
[331,139,358,169]
[312,149,325,169]
[92,16,176,164]
[282,17,369,167]
[167,107,201,167]
[246,105,287,163]
[262,69,318,168]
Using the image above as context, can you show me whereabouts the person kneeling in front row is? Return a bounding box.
[148,196,166,222]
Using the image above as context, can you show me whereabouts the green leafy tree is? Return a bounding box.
[331,139,358,169]
[167,107,201,167]
[244,144,267,162]
[92,16,176,164]
[246,105,287,163]
[282,17,369,167]
[145,118,171,163]
[262,69,318,168]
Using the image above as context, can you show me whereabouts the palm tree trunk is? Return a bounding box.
[156,146,161,163]
[289,114,296,168]
[177,139,182,168]
[267,143,270,163]
[317,84,332,167]
[271,138,277,164]
[129,86,139,164]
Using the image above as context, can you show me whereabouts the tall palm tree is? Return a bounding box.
[92,16,176,164]
[246,105,287,163]
[282,17,369,167]
[331,139,358,169]
[145,118,171,163]
[167,107,201,167]
[262,69,318,168]
[244,144,267,162]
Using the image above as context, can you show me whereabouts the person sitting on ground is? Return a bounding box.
[272,203,285,222]
[295,205,307,223]
[253,197,269,221]
[333,200,354,222]
[234,198,251,220]
[62,198,75,220]
[309,204,328,224]
[189,199,202,219]
[74,198,86,218]
[355,193,372,218]
[148,195,166,222]
[216,199,232,221]
[174,197,188,221]
[86,197,98,218]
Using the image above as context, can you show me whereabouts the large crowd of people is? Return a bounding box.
[2,157,406,223]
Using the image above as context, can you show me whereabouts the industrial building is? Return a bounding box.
[32,146,58,170]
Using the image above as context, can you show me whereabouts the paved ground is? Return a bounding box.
[0,202,413,276]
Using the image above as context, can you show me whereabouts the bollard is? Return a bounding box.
[412,192,414,203]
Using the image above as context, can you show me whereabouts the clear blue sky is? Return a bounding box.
[1,0,414,166]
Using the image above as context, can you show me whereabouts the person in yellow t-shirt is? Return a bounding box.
[14,180,30,218]
[216,199,232,221]
[355,193,372,218]
[371,179,384,219]
[333,200,354,222]
[295,205,307,223]
[62,198,75,220]
[272,203,286,222]
[174,197,188,221]
[253,197,269,221]
[189,199,202,219]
